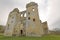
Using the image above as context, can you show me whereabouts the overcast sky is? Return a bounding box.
[0,0,60,30]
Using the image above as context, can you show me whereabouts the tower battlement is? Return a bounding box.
[26,2,38,8]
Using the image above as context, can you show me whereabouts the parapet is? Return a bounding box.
[26,2,38,8]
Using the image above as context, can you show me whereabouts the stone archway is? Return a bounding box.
[20,30,23,36]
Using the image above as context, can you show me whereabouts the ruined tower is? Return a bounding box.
[26,2,44,36]
[4,8,21,36]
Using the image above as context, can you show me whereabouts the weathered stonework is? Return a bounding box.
[4,2,48,37]
[41,21,48,35]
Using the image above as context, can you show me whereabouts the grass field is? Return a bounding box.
[0,35,60,40]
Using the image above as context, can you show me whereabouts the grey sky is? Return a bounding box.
[47,0,60,30]
[0,0,60,30]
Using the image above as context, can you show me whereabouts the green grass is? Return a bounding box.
[0,35,60,40]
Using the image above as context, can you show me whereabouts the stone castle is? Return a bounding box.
[4,2,48,37]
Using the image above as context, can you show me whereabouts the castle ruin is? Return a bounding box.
[4,2,48,37]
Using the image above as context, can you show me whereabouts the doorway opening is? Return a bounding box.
[20,30,23,35]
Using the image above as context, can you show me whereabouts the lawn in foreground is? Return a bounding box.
[0,35,60,40]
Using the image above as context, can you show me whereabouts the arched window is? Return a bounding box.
[21,14,23,17]
[33,18,35,21]
[28,17,30,20]
[24,13,26,17]
[32,8,35,11]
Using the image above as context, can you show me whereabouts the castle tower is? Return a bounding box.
[26,2,44,36]
[4,8,21,36]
